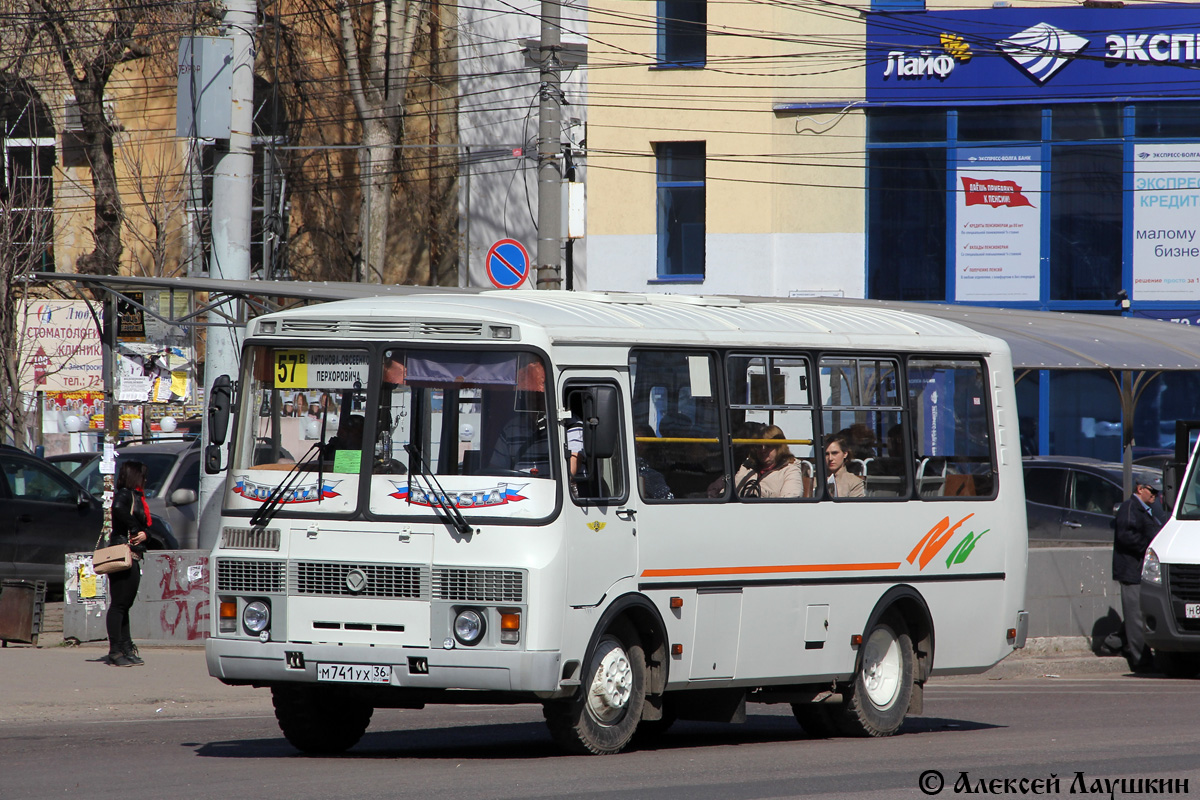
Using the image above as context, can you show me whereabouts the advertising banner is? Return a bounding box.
[955,147,1041,302]
[867,8,1200,105]
[18,300,102,392]
[1133,144,1200,302]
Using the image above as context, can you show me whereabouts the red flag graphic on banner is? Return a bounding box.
[960,177,1035,208]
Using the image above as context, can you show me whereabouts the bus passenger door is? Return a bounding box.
[561,375,638,607]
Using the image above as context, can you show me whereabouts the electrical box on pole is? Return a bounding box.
[176,37,234,139]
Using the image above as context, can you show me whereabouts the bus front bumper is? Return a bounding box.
[206,637,563,693]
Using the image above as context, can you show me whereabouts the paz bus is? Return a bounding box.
[204,290,1029,755]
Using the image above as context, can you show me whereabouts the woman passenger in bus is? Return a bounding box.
[824,435,865,498]
[733,424,805,498]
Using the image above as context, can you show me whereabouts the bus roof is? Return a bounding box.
[253,290,1007,355]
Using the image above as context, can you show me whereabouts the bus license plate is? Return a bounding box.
[1186,604,1200,620]
[316,663,392,684]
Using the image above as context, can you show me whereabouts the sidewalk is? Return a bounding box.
[1,602,273,725]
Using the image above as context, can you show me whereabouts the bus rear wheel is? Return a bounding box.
[836,616,914,737]
[544,622,647,755]
[272,684,373,754]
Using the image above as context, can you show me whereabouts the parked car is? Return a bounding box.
[71,439,201,549]
[0,446,175,585]
[45,451,101,480]
[1023,456,1164,544]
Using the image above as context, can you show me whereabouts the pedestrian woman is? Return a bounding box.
[107,460,151,667]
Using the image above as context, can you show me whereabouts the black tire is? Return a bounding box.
[791,703,839,738]
[1155,650,1200,679]
[834,615,915,737]
[544,621,647,755]
[272,684,374,754]
[632,698,677,745]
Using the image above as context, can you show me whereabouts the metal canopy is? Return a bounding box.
[35,273,1200,371]
[772,297,1200,372]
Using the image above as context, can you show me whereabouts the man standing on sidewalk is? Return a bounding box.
[1112,479,1164,672]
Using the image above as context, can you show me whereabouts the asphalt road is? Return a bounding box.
[4,671,1199,800]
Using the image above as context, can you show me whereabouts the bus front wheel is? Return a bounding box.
[837,615,914,737]
[272,685,373,754]
[544,622,647,755]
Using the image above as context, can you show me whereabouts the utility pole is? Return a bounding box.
[535,0,563,290]
[198,0,255,549]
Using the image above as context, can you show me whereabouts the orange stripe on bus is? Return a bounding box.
[641,562,902,578]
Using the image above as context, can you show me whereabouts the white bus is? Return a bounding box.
[204,291,1029,755]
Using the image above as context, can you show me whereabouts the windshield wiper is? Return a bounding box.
[404,443,473,535]
[249,440,323,529]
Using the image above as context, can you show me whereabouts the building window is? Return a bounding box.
[1,78,55,272]
[658,0,706,67]
[867,147,946,301]
[654,141,705,280]
[865,103,1178,309]
[1049,143,1122,302]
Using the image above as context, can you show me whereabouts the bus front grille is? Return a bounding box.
[432,568,524,603]
[216,558,286,593]
[291,562,428,599]
[221,527,281,551]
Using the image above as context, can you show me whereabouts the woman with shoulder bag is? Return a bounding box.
[107,460,151,667]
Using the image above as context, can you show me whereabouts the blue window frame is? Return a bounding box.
[654,142,705,281]
[657,0,706,68]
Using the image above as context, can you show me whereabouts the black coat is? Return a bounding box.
[1112,496,1163,585]
[112,487,151,556]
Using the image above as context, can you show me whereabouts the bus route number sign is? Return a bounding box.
[275,350,307,388]
[275,350,371,389]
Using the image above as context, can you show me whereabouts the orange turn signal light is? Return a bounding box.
[220,601,237,619]
[669,597,683,609]
[671,644,683,656]
[500,612,521,631]
[850,634,863,647]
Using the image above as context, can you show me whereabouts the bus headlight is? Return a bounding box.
[243,600,271,633]
[453,608,486,646]
[1142,548,1163,586]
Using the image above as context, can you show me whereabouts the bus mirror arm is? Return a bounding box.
[404,444,474,536]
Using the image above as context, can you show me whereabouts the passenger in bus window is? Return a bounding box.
[489,360,551,476]
[734,425,805,498]
[825,436,865,498]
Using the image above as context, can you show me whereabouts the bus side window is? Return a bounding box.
[630,350,723,500]
[907,358,996,500]
[819,356,906,500]
[564,384,627,504]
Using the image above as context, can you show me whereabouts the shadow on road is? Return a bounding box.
[191,712,1001,760]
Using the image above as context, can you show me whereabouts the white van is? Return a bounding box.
[1141,424,1200,677]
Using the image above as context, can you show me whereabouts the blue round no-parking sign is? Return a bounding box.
[485,239,531,289]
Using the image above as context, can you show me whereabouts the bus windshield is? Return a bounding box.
[227,345,557,520]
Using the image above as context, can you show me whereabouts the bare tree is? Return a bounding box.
[26,0,150,281]
[338,0,429,282]
[261,0,459,285]
[0,162,54,447]
[120,126,188,278]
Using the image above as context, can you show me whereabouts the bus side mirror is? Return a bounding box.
[208,375,233,446]
[588,386,619,460]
